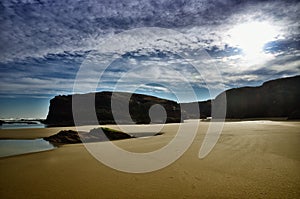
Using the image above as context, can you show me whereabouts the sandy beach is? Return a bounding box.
[0,121,299,198]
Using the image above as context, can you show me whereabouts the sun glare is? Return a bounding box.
[228,21,280,62]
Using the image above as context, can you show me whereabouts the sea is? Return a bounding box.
[0,119,52,157]
[0,120,45,129]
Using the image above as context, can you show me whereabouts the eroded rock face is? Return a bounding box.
[214,75,300,119]
[44,76,300,126]
[44,130,82,144]
[44,92,182,126]
[44,128,133,144]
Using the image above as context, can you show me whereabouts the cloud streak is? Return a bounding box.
[1,0,299,61]
[0,0,299,103]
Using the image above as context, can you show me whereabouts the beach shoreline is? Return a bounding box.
[0,121,299,198]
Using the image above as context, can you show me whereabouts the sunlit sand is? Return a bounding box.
[0,121,299,198]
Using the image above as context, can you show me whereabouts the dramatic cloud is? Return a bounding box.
[1,0,299,60]
[0,0,299,117]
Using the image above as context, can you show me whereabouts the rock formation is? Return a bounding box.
[44,127,133,144]
[44,75,300,126]
[214,75,300,119]
[45,92,182,126]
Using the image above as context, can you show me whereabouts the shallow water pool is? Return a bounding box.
[0,139,55,158]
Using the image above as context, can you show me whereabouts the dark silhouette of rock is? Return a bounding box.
[181,100,211,119]
[44,75,300,126]
[44,130,82,144]
[45,92,182,126]
[44,128,133,144]
[214,75,300,119]
[89,127,133,141]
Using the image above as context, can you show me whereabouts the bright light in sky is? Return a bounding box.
[1,1,299,118]
[228,21,281,63]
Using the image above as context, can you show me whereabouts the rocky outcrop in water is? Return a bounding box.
[44,128,133,144]
[44,130,82,144]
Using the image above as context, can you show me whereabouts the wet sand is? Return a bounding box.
[0,121,299,198]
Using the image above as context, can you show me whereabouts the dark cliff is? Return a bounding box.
[45,75,300,126]
[45,92,183,126]
[214,75,300,119]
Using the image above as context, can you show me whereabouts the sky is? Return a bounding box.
[0,0,299,119]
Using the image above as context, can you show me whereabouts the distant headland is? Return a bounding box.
[44,75,300,126]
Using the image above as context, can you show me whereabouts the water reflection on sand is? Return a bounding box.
[0,139,55,157]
